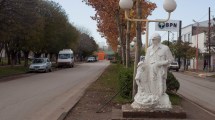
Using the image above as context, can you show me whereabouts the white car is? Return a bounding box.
[87,57,96,62]
[29,58,52,73]
[169,61,179,72]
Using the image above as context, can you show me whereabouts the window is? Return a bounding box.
[33,59,45,64]
[188,34,191,43]
[184,34,187,42]
[59,54,71,59]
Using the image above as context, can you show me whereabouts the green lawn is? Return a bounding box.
[0,66,28,78]
[89,63,181,105]
[168,92,182,105]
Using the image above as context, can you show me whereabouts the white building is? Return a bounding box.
[181,20,215,70]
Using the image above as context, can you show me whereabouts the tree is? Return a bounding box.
[76,33,98,61]
[35,0,79,57]
[0,0,42,65]
[0,0,80,66]
[83,0,156,66]
[163,40,196,70]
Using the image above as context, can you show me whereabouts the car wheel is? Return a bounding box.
[69,64,72,68]
[49,68,52,72]
[176,69,179,72]
[45,68,48,73]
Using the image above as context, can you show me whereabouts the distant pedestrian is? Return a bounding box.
[203,60,208,70]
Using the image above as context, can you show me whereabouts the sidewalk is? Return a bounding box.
[182,70,215,79]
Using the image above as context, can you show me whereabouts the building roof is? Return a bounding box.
[182,19,215,29]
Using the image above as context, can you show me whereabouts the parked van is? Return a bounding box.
[57,49,74,68]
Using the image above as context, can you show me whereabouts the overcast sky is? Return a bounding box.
[52,0,215,46]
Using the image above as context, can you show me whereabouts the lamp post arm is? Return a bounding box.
[125,10,171,23]
[148,12,171,23]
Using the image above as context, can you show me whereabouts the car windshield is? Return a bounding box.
[59,54,71,59]
[32,59,45,64]
[171,62,178,65]
[88,57,94,60]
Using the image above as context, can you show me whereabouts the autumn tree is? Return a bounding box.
[83,0,156,66]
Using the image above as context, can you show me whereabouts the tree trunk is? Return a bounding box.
[126,20,131,68]
[55,53,58,62]
[45,53,48,58]
[50,53,53,61]
[5,45,11,65]
[183,58,186,71]
[7,54,11,65]
[24,51,29,67]
[0,45,3,63]
[178,57,181,69]
[17,51,21,65]
[115,10,125,65]
[132,0,142,98]
[11,51,16,66]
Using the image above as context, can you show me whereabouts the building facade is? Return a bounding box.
[181,20,215,70]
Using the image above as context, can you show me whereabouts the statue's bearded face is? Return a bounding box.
[152,38,161,46]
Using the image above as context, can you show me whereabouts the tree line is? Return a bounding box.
[0,0,98,66]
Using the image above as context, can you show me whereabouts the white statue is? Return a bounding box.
[131,33,174,110]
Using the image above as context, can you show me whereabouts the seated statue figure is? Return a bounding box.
[131,33,174,110]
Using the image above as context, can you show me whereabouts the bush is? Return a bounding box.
[118,67,179,99]
[114,53,121,64]
[166,72,180,92]
[118,67,133,99]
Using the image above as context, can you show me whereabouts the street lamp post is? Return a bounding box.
[119,0,177,51]
[119,0,177,96]
[193,20,199,72]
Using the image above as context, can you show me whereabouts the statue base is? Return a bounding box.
[112,104,186,120]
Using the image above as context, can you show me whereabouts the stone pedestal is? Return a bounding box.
[112,104,187,120]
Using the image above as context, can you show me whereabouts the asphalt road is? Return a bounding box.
[173,72,215,114]
[0,61,110,120]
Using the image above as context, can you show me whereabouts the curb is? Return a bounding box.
[57,97,81,120]
[177,93,215,117]
[0,72,35,83]
[57,63,110,120]
[182,71,208,79]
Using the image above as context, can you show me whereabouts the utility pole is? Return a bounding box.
[208,7,211,71]
[178,21,182,69]
[168,31,170,46]
[196,23,199,72]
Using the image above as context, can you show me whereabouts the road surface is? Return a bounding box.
[173,72,215,114]
[0,61,109,120]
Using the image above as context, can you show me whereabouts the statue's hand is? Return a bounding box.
[156,60,168,67]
